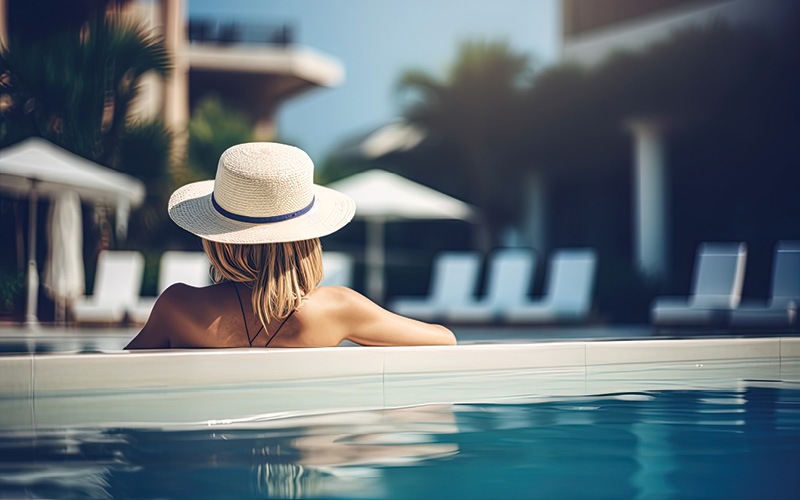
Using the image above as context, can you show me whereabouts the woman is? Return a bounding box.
[126,142,455,349]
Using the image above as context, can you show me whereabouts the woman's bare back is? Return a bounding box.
[125,283,456,349]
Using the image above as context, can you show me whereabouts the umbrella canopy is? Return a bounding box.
[329,169,474,221]
[0,138,146,326]
[43,191,85,323]
[0,137,145,206]
[329,170,476,303]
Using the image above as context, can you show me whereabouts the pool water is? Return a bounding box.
[1,385,799,499]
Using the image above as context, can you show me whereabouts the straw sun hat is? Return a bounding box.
[168,142,356,244]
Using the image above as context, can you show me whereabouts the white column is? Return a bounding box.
[0,0,7,48]
[628,119,669,280]
[520,170,548,253]
[25,187,39,327]
[125,1,163,120]
[161,0,189,140]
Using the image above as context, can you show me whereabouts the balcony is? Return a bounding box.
[188,19,294,47]
[184,18,344,139]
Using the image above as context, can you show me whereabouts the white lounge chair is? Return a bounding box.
[503,248,597,324]
[71,251,145,324]
[128,251,211,324]
[651,242,747,327]
[445,249,537,323]
[390,252,481,321]
[321,252,354,288]
[730,241,799,329]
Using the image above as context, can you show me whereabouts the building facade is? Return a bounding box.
[128,0,343,142]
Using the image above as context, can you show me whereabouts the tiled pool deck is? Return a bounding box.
[1,324,798,431]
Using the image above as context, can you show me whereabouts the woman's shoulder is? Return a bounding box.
[304,286,370,311]
[299,286,376,326]
[126,282,231,349]
[309,285,360,299]
[160,281,228,302]
[294,286,375,346]
[152,282,233,326]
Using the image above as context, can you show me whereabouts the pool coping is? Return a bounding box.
[1,337,799,430]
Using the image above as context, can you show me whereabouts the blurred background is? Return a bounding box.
[1,0,798,324]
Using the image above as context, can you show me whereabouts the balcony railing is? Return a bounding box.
[188,19,294,46]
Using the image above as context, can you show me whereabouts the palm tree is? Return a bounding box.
[0,12,171,169]
[398,40,533,246]
[187,96,255,181]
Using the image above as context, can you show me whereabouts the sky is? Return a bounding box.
[188,0,561,161]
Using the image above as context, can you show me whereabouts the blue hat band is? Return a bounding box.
[211,193,315,223]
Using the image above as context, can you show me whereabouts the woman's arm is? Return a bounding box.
[324,287,456,346]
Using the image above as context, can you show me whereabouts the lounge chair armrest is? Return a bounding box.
[651,297,691,309]
[734,299,772,310]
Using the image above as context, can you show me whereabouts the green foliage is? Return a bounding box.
[187,96,254,180]
[316,152,368,185]
[0,13,171,168]
[398,39,534,245]
[0,271,24,316]
[516,23,783,173]
[400,40,532,156]
[119,119,176,248]
[119,119,173,181]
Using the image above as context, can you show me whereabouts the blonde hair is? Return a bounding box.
[201,238,323,328]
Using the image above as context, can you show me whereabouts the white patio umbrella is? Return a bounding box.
[42,191,85,324]
[0,138,145,326]
[328,169,476,303]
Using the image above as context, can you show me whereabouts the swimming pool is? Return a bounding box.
[2,386,798,498]
[1,336,799,498]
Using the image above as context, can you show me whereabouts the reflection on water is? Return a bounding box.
[1,386,800,498]
[0,405,458,499]
[0,335,130,354]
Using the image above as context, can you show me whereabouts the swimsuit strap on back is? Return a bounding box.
[232,281,263,347]
[232,281,294,348]
[265,309,296,347]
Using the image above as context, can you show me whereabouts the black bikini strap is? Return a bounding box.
[265,309,296,347]
[232,281,264,347]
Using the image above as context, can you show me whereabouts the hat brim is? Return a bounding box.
[168,180,356,244]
